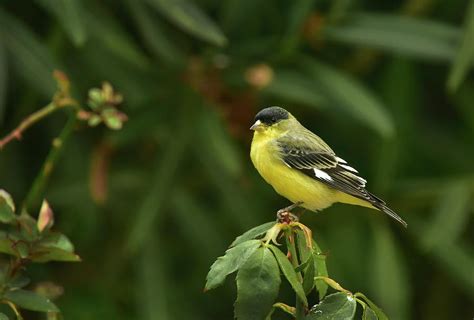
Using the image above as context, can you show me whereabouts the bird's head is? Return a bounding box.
[250,106,294,136]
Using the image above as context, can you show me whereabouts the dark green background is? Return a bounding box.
[0,0,473,319]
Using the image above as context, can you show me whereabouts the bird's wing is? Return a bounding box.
[276,131,407,227]
[276,132,369,200]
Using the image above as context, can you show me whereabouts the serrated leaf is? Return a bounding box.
[306,292,356,320]
[300,57,395,138]
[355,293,388,320]
[235,247,280,320]
[231,222,275,247]
[362,306,378,320]
[145,0,227,46]
[269,245,308,306]
[447,1,474,91]
[0,8,56,96]
[205,239,261,291]
[35,0,87,46]
[4,289,59,312]
[324,13,460,61]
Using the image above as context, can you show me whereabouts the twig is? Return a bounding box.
[0,70,78,150]
[0,102,59,149]
[22,110,77,212]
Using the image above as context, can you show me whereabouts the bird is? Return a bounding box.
[250,106,407,227]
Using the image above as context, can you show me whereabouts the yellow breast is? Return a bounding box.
[250,131,339,211]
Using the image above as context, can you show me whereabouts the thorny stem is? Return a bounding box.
[285,229,305,320]
[22,111,77,213]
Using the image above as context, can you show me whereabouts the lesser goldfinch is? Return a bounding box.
[250,106,407,227]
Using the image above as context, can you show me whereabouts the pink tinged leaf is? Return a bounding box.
[37,200,54,232]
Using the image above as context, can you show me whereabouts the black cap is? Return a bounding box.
[254,106,289,125]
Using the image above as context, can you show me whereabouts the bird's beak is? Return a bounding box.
[250,120,263,131]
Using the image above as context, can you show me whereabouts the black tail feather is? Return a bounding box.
[368,192,407,228]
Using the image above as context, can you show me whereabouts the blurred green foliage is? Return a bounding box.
[0,0,473,319]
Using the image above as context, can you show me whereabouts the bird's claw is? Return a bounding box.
[276,210,299,224]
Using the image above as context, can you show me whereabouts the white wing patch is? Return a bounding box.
[314,168,332,181]
[336,156,347,164]
[339,164,358,173]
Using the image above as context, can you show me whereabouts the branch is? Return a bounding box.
[0,70,79,150]
[0,102,58,149]
[22,110,77,212]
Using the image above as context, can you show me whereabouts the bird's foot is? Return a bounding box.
[276,202,303,224]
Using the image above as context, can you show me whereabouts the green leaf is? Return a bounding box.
[4,289,59,312]
[171,189,222,258]
[263,70,328,109]
[0,313,7,320]
[447,0,474,91]
[126,0,185,65]
[35,0,87,46]
[303,255,316,295]
[371,225,409,319]
[312,240,329,300]
[197,110,242,178]
[362,306,378,320]
[295,230,312,267]
[39,232,75,252]
[231,222,275,247]
[126,108,191,253]
[306,292,356,320]
[7,273,30,290]
[422,180,471,250]
[278,0,316,57]
[324,13,460,61]
[269,245,308,306]
[145,0,227,46]
[0,190,15,224]
[102,109,123,130]
[0,8,56,96]
[300,57,395,138]
[29,246,81,263]
[235,247,281,320]
[0,237,16,256]
[84,7,149,70]
[355,293,388,320]
[205,239,261,291]
[138,234,172,320]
